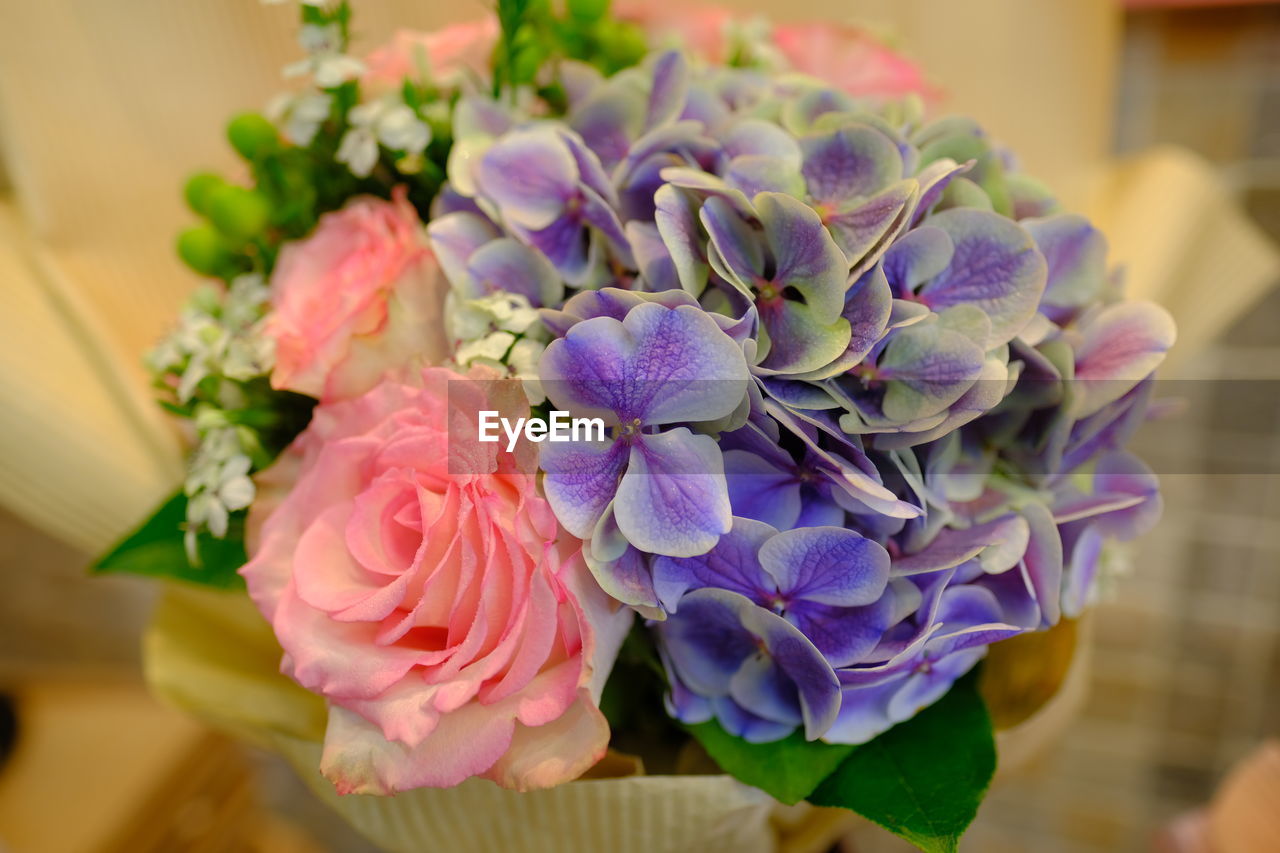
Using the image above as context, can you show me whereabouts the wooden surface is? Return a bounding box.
[0,680,316,853]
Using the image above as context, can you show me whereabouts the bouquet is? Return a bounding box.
[96,1,1175,850]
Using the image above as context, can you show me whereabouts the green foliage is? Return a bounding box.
[176,225,234,277]
[207,185,272,243]
[567,0,609,23]
[686,721,856,806]
[809,672,997,853]
[93,492,247,589]
[183,172,227,216]
[227,112,280,161]
[678,669,996,851]
[492,0,648,98]
[495,0,540,95]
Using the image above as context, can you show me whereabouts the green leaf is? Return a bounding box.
[93,491,247,590]
[686,720,856,805]
[809,671,996,853]
[495,0,535,94]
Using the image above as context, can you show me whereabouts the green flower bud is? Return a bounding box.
[206,185,272,243]
[567,0,609,22]
[598,21,647,70]
[183,172,226,216]
[177,226,231,276]
[226,112,279,161]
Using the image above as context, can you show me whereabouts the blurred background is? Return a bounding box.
[1,1,1277,851]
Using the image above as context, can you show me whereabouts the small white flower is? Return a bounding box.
[508,337,548,404]
[184,427,256,551]
[507,337,544,378]
[187,490,230,540]
[223,274,271,330]
[298,23,341,55]
[284,23,365,89]
[338,98,432,178]
[267,90,331,146]
[455,331,517,366]
[223,332,275,382]
[312,55,366,89]
[445,288,550,405]
[491,298,541,334]
[215,455,256,512]
[177,358,211,403]
[375,103,431,155]
[336,126,379,177]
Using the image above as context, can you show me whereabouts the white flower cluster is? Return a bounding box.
[148,275,275,557]
[287,22,365,88]
[267,90,332,147]
[148,275,274,403]
[447,292,549,404]
[265,7,433,178]
[183,427,255,558]
[337,96,433,178]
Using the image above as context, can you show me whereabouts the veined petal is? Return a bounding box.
[759,526,890,607]
[540,438,629,540]
[615,429,732,558]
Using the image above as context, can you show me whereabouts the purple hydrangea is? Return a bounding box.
[429,46,1174,746]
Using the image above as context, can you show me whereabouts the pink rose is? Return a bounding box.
[772,23,939,104]
[266,189,446,402]
[362,19,500,92]
[623,4,735,64]
[621,3,937,105]
[242,367,629,794]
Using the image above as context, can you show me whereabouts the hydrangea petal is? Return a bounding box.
[728,653,804,727]
[1073,301,1175,417]
[801,124,903,205]
[755,298,852,375]
[540,302,749,425]
[701,195,765,295]
[826,180,918,275]
[467,237,563,306]
[1020,501,1063,627]
[793,265,893,380]
[917,208,1048,346]
[654,184,710,295]
[657,589,760,695]
[477,129,577,230]
[615,429,732,558]
[723,449,804,530]
[1023,213,1107,318]
[585,542,662,614]
[726,155,806,198]
[758,191,849,321]
[539,438,629,539]
[426,212,500,293]
[788,596,897,668]
[878,317,987,422]
[647,50,691,128]
[713,695,797,743]
[882,225,953,296]
[738,601,842,738]
[759,526,890,607]
[651,516,777,612]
